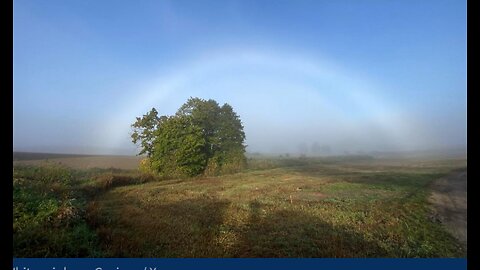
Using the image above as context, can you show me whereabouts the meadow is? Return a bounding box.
[13,153,466,257]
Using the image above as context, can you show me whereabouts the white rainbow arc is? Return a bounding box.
[102,48,419,154]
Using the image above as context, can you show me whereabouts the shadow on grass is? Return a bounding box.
[91,197,389,257]
[91,197,232,257]
[230,201,388,257]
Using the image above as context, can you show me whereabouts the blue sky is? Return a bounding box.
[13,0,466,155]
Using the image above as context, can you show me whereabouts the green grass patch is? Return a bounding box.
[13,164,160,257]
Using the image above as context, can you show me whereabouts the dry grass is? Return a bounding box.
[13,155,466,257]
[86,157,466,257]
[13,155,143,170]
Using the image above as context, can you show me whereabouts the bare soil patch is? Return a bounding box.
[428,169,467,248]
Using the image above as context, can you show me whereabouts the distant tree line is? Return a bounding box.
[131,97,246,177]
[297,142,332,156]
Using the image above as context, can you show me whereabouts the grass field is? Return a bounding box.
[13,154,466,257]
[13,152,142,170]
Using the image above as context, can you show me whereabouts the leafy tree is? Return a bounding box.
[131,108,161,157]
[208,103,246,173]
[176,98,221,158]
[131,97,246,177]
[150,116,207,177]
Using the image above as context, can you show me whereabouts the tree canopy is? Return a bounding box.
[131,97,246,177]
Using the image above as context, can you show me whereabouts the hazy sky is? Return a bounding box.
[13,0,466,155]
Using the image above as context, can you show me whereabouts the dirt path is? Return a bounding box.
[428,169,467,248]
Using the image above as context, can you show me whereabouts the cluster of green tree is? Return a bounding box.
[131,97,246,177]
